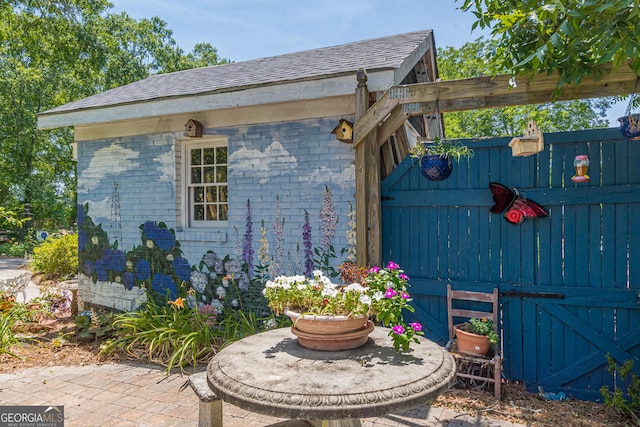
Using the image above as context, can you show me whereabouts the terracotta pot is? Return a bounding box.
[454,325,490,356]
[284,310,374,351]
[285,310,368,335]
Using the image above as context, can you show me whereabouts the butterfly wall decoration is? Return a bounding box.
[489,182,549,225]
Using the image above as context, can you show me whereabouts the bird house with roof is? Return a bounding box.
[331,119,354,143]
[184,119,203,137]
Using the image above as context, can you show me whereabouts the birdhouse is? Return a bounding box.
[184,119,203,138]
[508,120,544,157]
[331,119,354,143]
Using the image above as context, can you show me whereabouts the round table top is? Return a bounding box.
[207,327,456,420]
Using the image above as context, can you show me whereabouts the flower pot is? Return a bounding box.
[285,310,374,351]
[618,114,640,140]
[420,155,453,181]
[454,324,490,356]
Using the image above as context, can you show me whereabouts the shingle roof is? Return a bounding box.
[42,30,432,115]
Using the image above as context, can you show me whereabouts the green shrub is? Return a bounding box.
[600,354,640,425]
[30,234,78,280]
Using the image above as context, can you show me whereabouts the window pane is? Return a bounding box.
[194,205,204,220]
[206,204,217,221]
[191,167,201,184]
[194,187,204,203]
[206,187,217,202]
[216,166,227,183]
[191,149,201,165]
[219,186,228,202]
[216,147,227,164]
[204,167,215,183]
[219,204,228,220]
[203,148,215,165]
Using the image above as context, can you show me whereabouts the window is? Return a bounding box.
[185,140,228,227]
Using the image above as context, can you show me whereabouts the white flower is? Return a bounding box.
[91,236,99,245]
[216,286,226,299]
[166,254,174,262]
[359,294,372,305]
[146,240,155,249]
[321,288,338,298]
[231,299,239,308]
[345,283,365,292]
[372,291,384,301]
[264,318,278,329]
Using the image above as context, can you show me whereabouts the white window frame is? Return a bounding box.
[180,136,229,229]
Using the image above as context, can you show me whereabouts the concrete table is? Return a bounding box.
[205,327,456,426]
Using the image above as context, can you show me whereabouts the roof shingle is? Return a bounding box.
[43,30,432,115]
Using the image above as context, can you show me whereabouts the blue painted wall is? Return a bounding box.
[77,116,356,281]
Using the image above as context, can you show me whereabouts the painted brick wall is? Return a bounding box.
[76,115,356,308]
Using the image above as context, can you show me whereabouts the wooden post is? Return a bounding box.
[354,69,382,267]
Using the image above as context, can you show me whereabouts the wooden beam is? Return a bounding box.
[376,106,410,148]
[399,65,640,114]
[354,69,370,267]
[352,91,398,149]
[353,65,639,146]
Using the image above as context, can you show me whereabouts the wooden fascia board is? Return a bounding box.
[37,70,396,130]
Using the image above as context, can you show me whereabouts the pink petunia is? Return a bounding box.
[392,325,405,334]
[386,261,400,270]
[409,322,422,332]
[369,266,381,273]
[384,288,398,298]
[399,273,410,281]
[401,292,410,299]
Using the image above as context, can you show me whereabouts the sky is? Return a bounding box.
[108,0,625,125]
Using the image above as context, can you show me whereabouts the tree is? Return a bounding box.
[458,0,640,88]
[0,1,228,229]
[438,38,612,138]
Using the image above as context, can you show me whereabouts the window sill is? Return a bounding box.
[175,230,227,243]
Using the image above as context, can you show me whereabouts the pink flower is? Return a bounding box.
[386,261,400,270]
[409,322,422,332]
[399,273,410,281]
[369,266,380,273]
[401,291,410,299]
[392,325,405,334]
[384,288,398,298]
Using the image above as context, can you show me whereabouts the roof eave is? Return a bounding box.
[37,68,397,129]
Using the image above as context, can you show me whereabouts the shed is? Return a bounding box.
[37,30,441,311]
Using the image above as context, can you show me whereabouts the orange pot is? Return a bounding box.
[454,325,490,356]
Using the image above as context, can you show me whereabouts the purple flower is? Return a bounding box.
[122,272,135,290]
[103,249,125,273]
[401,291,410,299]
[384,288,398,298]
[386,261,400,270]
[392,325,405,334]
[303,210,313,277]
[172,257,191,282]
[152,273,177,299]
[135,259,150,281]
[272,196,284,277]
[243,199,254,274]
[399,273,410,281]
[369,266,380,274]
[409,322,422,332]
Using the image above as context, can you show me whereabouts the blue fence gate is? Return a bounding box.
[380,128,640,400]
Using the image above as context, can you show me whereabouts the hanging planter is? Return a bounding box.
[409,137,474,182]
[618,79,640,141]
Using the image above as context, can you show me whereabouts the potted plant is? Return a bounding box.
[262,261,424,351]
[409,137,474,181]
[454,317,499,356]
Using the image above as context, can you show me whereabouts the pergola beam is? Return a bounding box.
[354,65,639,146]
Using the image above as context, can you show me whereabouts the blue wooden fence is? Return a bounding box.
[380,128,640,400]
